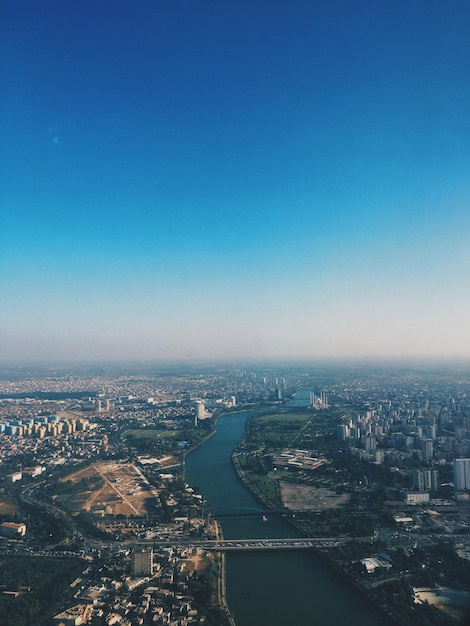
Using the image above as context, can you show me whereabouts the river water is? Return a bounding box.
[185,411,385,626]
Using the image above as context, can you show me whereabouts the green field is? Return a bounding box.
[257,412,311,423]
[124,429,181,439]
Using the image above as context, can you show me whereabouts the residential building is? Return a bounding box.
[454,458,470,491]
[133,549,154,577]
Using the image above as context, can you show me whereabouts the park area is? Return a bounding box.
[256,412,311,424]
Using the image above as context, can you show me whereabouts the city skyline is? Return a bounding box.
[1,1,470,363]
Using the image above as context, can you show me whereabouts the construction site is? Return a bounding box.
[59,460,160,518]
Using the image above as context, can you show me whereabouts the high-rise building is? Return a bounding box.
[132,549,154,577]
[375,450,385,464]
[337,424,350,441]
[413,469,439,492]
[453,458,470,491]
[404,436,414,450]
[423,425,437,440]
[421,438,433,460]
[196,401,206,420]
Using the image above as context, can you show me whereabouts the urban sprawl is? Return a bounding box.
[0,363,470,626]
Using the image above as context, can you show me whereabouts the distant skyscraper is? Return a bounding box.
[453,458,470,491]
[196,401,206,420]
[421,439,433,460]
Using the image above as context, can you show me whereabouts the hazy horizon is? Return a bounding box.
[2,1,470,364]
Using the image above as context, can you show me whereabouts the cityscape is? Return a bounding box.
[2,1,470,625]
[0,361,470,625]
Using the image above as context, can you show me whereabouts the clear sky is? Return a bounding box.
[1,0,470,363]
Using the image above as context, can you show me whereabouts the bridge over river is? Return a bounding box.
[151,536,373,552]
[212,507,324,518]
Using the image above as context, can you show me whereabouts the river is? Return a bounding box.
[185,411,386,626]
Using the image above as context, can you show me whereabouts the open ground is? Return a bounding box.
[60,461,159,517]
[279,481,351,510]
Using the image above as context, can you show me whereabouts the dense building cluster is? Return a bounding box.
[1,363,470,625]
[336,381,470,501]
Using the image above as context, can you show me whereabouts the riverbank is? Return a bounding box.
[231,452,276,511]
[230,437,404,626]
[315,545,399,626]
[184,408,257,466]
[218,552,235,626]
[185,410,386,626]
[214,520,237,626]
[183,412,248,626]
[230,450,406,626]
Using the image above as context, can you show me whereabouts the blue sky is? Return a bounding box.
[1,0,470,362]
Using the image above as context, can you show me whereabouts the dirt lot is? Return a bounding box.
[279,481,351,509]
[61,461,159,517]
[180,553,213,573]
[0,500,19,516]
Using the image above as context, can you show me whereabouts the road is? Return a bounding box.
[147,536,372,551]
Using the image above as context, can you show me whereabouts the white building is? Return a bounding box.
[6,471,22,483]
[406,492,430,504]
[454,458,470,491]
[195,401,210,424]
[0,522,26,537]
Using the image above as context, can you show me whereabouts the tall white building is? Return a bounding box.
[453,458,470,491]
[196,401,206,420]
[195,400,211,426]
[320,391,328,408]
